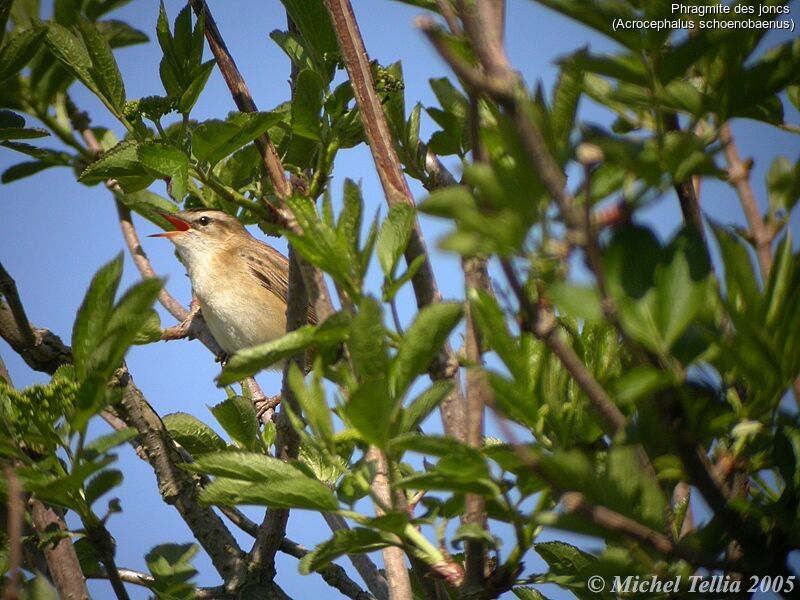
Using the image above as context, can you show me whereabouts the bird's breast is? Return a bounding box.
[189,262,287,354]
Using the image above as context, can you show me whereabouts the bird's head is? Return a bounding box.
[150,209,249,265]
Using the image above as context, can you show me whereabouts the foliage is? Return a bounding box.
[0,0,799,598]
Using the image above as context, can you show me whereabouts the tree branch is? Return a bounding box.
[29,500,90,600]
[560,492,742,573]
[187,0,336,326]
[246,249,307,584]
[499,260,626,435]
[0,264,71,375]
[719,123,773,280]
[324,0,467,442]
[187,0,291,202]
[322,513,390,600]
[365,446,414,600]
[3,466,24,600]
[109,367,248,588]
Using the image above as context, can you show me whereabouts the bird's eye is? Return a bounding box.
[198,216,211,226]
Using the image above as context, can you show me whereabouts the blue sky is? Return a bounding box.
[1,1,798,597]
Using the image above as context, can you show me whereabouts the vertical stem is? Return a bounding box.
[3,466,23,600]
[29,501,90,600]
[366,447,414,600]
[719,123,773,280]
[324,0,467,441]
[461,258,491,598]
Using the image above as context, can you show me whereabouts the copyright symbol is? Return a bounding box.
[587,575,605,592]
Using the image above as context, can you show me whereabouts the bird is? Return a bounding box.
[150,208,316,359]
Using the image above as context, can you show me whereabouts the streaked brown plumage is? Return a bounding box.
[152,209,315,356]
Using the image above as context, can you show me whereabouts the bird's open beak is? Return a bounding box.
[149,212,192,238]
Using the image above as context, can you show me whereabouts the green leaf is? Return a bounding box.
[187,451,339,510]
[727,38,800,121]
[766,155,800,215]
[396,468,500,496]
[763,231,794,329]
[390,302,463,397]
[83,428,137,456]
[551,57,583,152]
[79,140,154,191]
[145,543,198,599]
[655,228,712,349]
[452,523,498,549]
[72,255,124,379]
[614,366,672,405]
[377,203,415,278]
[382,254,425,302]
[298,528,397,575]
[513,587,552,600]
[163,412,227,456]
[76,16,125,112]
[132,309,161,344]
[0,0,11,47]
[469,288,526,379]
[2,160,59,183]
[279,0,338,83]
[45,22,96,92]
[288,363,333,444]
[85,468,123,506]
[218,312,350,384]
[532,0,643,51]
[209,396,259,451]
[399,380,452,433]
[179,58,214,114]
[337,179,366,268]
[0,25,47,81]
[284,195,359,297]
[137,141,189,200]
[95,19,149,49]
[710,223,760,316]
[345,297,392,446]
[534,540,595,575]
[547,283,603,323]
[192,112,283,166]
[270,30,315,74]
[292,69,324,140]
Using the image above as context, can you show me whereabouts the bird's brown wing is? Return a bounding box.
[239,242,318,325]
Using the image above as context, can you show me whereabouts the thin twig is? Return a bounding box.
[29,500,90,600]
[85,524,131,600]
[187,0,336,327]
[434,0,463,35]
[560,492,743,573]
[462,258,491,597]
[247,249,307,583]
[322,513,390,600]
[460,91,493,598]
[324,0,467,442]
[187,0,291,202]
[3,466,23,600]
[499,260,626,435]
[109,367,249,588]
[417,16,582,233]
[663,114,707,244]
[279,538,377,600]
[0,285,72,375]
[365,446,414,600]
[0,262,36,350]
[719,123,773,280]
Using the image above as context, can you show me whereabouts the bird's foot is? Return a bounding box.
[254,394,281,422]
[161,301,202,341]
